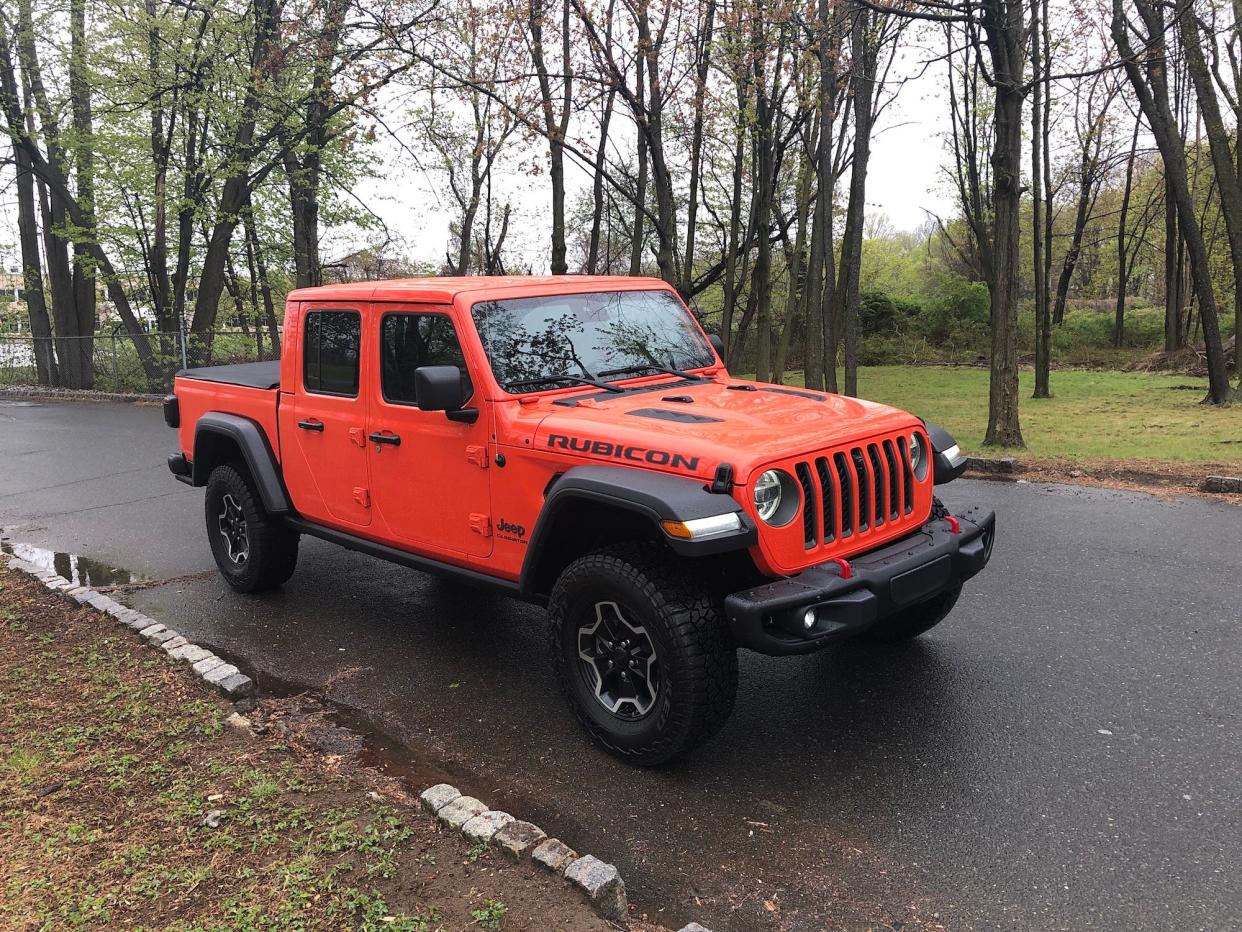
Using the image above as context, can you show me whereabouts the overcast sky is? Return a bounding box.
[344,45,957,271]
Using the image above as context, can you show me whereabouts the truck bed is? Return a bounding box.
[176,360,281,390]
[173,361,283,467]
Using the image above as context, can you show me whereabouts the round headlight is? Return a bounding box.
[754,470,783,523]
[909,432,928,479]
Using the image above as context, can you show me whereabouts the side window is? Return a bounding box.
[303,310,361,397]
[381,313,473,407]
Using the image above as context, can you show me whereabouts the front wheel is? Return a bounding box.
[548,544,737,766]
[864,584,962,642]
[204,463,299,593]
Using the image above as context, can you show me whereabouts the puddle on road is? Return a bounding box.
[0,538,148,588]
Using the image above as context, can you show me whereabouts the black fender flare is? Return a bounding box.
[192,412,292,515]
[924,421,968,485]
[518,464,757,596]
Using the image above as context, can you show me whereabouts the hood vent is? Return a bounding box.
[627,407,724,424]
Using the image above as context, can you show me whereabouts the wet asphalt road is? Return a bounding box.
[2,397,1240,931]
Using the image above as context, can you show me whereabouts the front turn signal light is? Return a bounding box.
[660,513,743,540]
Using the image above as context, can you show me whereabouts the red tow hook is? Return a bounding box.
[945,515,961,534]
[828,557,853,580]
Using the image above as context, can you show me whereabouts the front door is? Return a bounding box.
[280,306,372,528]
[366,308,492,558]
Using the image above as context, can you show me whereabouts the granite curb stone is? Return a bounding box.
[419,784,461,814]
[461,810,514,844]
[437,796,488,830]
[4,559,260,706]
[531,837,578,872]
[491,820,547,859]
[563,855,627,921]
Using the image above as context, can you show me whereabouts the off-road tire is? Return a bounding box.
[204,463,299,593]
[548,544,738,766]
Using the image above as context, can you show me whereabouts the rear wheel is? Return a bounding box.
[204,463,299,593]
[548,544,737,766]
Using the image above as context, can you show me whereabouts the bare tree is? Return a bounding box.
[1111,0,1231,402]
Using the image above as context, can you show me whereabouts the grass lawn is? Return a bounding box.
[782,366,1242,467]
[0,569,614,931]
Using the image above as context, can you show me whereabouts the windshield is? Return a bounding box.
[470,290,715,393]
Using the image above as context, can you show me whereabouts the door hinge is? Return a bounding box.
[469,513,491,536]
[348,427,367,448]
[466,445,489,469]
[353,487,370,508]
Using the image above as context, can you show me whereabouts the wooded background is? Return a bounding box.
[4,0,1242,446]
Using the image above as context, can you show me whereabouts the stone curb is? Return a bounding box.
[0,385,162,403]
[1200,475,1242,494]
[3,554,256,708]
[965,455,1019,475]
[416,782,714,929]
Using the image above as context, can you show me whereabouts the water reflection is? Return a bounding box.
[1,539,146,587]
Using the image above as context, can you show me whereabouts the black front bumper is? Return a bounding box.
[724,506,995,655]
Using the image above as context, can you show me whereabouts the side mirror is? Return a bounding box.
[414,365,477,423]
[707,333,726,361]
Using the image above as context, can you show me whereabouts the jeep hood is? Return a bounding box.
[527,377,921,481]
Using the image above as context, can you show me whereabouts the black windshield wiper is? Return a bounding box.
[596,363,705,382]
[503,374,625,393]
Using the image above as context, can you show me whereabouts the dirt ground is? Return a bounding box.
[965,457,1242,505]
[0,568,662,931]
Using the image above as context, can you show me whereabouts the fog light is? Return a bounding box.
[802,608,817,630]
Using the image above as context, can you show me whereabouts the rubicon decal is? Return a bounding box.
[547,434,700,471]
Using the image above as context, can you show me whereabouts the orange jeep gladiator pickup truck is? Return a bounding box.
[165,276,994,764]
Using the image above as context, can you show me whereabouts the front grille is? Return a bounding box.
[797,436,914,549]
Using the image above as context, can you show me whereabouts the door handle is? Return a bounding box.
[297,419,324,432]
[368,431,401,446]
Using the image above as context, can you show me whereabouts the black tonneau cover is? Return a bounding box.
[176,360,280,390]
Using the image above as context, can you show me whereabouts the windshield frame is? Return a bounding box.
[466,287,719,397]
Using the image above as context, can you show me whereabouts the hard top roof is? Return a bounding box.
[287,275,672,305]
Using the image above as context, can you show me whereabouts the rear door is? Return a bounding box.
[365,306,492,558]
[279,305,372,528]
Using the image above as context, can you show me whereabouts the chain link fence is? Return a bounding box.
[0,329,282,394]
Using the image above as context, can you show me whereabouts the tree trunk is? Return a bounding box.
[749,5,778,384]
[775,152,813,383]
[1114,117,1140,347]
[720,77,746,362]
[1180,8,1242,386]
[840,0,879,398]
[982,59,1025,447]
[0,24,56,384]
[529,0,572,274]
[69,0,96,387]
[587,89,616,273]
[629,53,648,276]
[1051,181,1093,326]
[188,0,280,343]
[805,0,839,392]
[680,0,716,293]
[17,0,83,387]
[1164,175,1183,351]
[1031,0,1050,398]
[1113,0,1231,402]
